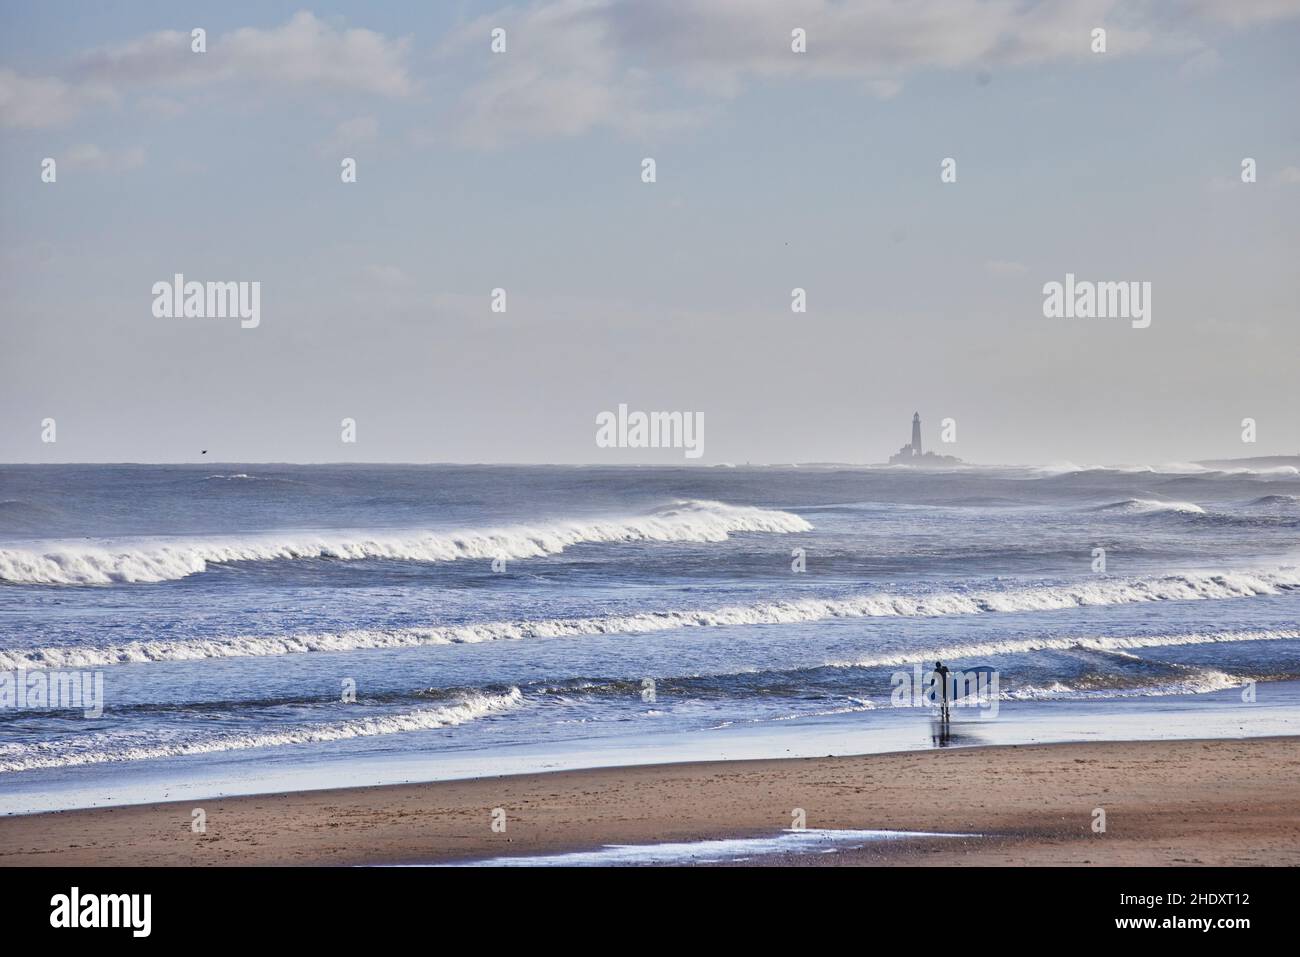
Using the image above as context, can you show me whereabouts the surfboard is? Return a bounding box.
[925,665,999,702]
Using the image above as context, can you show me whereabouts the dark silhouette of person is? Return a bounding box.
[934,660,951,721]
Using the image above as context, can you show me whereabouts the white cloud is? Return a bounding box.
[0,68,115,129]
[1,11,413,129]
[7,2,1300,142]
[440,0,705,148]
[77,12,413,96]
[439,0,1300,146]
[437,0,1152,146]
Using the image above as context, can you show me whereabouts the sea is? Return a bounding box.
[1,462,1298,813]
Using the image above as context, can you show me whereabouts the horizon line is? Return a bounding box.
[2,455,1298,469]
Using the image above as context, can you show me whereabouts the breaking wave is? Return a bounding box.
[1001,669,1243,701]
[0,688,523,773]
[5,568,1297,669]
[0,499,811,585]
[1033,463,1300,477]
[822,628,1299,670]
[1091,498,1206,515]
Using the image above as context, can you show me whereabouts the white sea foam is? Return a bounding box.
[1214,466,1300,476]
[0,688,523,773]
[4,569,1297,670]
[1093,498,1206,515]
[1002,669,1242,701]
[0,499,811,585]
[772,699,878,720]
[1031,462,1299,477]
[823,628,1299,671]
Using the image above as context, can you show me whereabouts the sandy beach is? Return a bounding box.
[3,737,1297,867]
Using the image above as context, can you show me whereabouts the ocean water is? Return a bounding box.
[1,463,1298,811]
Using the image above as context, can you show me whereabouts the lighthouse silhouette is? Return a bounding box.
[888,411,960,465]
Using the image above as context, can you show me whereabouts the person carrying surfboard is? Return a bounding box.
[934,661,951,720]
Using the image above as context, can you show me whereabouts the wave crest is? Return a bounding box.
[0,499,811,585]
[1092,498,1206,515]
[6,568,1296,670]
[0,688,523,773]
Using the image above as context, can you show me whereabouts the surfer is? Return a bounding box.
[934,661,950,720]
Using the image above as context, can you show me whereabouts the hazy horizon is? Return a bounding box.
[3,452,1297,468]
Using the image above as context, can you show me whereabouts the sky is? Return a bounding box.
[1,0,1298,466]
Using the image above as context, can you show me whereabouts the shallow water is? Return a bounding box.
[2,463,1298,812]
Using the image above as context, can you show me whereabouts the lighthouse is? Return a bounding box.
[888,410,962,466]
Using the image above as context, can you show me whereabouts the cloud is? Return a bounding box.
[77,12,413,96]
[0,68,115,129]
[7,2,1300,142]
[1,11,413,129]
[604,0,1135,77]
[1277,165,1300,184]
[438,0,1300,146]
[440,0,705,148]
[437,0,1150,147]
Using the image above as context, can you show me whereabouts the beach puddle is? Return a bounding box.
[438,828,976,867]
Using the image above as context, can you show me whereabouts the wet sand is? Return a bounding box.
[2,737,1297,866]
